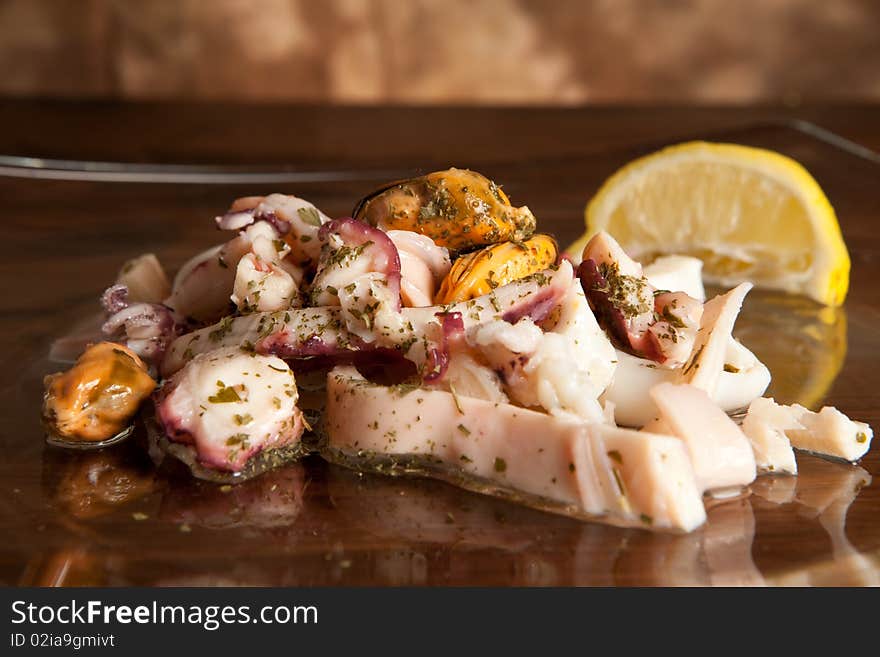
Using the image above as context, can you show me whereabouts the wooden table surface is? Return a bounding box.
[1,100,879,586]
[2,100,880,165]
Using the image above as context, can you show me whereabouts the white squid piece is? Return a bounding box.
[643,255,706,302]
[165,242,243,323]
[681,282,754,394]
[605,339,771,427]
[646,382,757,493]
[777,402,873,463]
[743,398,874,464]
[741,397,800,474]
[602,281,769,427]
[324,366,706,532]
[115,253,171,304]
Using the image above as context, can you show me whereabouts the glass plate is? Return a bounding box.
[2,121,878,586]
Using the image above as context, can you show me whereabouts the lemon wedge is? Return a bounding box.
[568,141,851,306]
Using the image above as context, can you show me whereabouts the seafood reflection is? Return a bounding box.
[31,444,160,586]
[755,458,878,586]
[18,548,103,587]
[157,461,307,531]
[606,496,761,586]
[37,442,309,585]
[321,465,606,585]
[702,498,764,586]
[319,460,876,586]
[43,441,158,520]
[322,466,763,586]
[36,447,875,586]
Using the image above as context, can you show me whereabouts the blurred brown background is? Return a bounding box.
[1,0,879,104]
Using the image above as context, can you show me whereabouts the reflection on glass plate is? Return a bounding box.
[734,289,847,408]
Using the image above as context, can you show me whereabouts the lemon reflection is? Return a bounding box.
[733,289,847,408]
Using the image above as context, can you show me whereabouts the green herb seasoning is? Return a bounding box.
[208,384,242,404]
[226,433,250,446]
[597,261,653,319]
[209,316,235,342]
[449,383,465,415]
[297,206,322,227]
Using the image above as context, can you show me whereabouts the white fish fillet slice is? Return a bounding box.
[649,382,757,492]
[324,366,706,532]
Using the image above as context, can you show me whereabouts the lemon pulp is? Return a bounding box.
[569,141,850,307]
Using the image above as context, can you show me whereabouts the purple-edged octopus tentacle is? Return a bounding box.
[100,283,130,314]
[252,210,292,237]
[578,258,630,347]
[102,302,181,365]
[312,217,402,309]
[163,264,576,377]
[577,231,705,365]
[155,347,305,474]
[215,208,256,231]
[501,267,571,326]
[422,312,465,383]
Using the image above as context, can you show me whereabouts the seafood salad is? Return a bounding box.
[43,167,874,533]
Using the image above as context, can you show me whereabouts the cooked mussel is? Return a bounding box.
[353,168,536,253]
[43,342,156,445]
[435,234,558,304]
